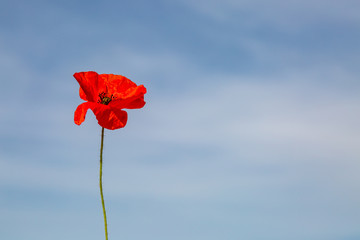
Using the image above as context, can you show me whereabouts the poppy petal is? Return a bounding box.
[74,102,107,126]
[109,85,147,109]
[74,71,106,102]
[99,74,137,97]
[96,108,128,130]
[74,102,128,130]
[79,87,88,101]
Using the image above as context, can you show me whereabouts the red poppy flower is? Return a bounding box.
[74,71,147,130]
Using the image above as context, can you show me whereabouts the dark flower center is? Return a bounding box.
[98,92,116,105]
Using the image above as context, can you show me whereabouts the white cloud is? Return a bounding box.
[1,1,360,239]
[2,69,359,204]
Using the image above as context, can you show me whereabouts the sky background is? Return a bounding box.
[1,0,360,239]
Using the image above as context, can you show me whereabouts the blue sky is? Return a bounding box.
[1,0,360,239]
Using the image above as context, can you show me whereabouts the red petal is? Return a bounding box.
[99,74,137,97]
[74,102,107,126]
[109,85,147,109]
[74,71,106,102]
[97,108,128,130]
[74,102,128,130]
[79,87,88,101]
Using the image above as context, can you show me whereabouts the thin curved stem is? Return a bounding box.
[99,127,108,240]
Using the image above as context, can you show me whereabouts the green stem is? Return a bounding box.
[99,127,108,240]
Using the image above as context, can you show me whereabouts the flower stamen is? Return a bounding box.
[98,92,117,105]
